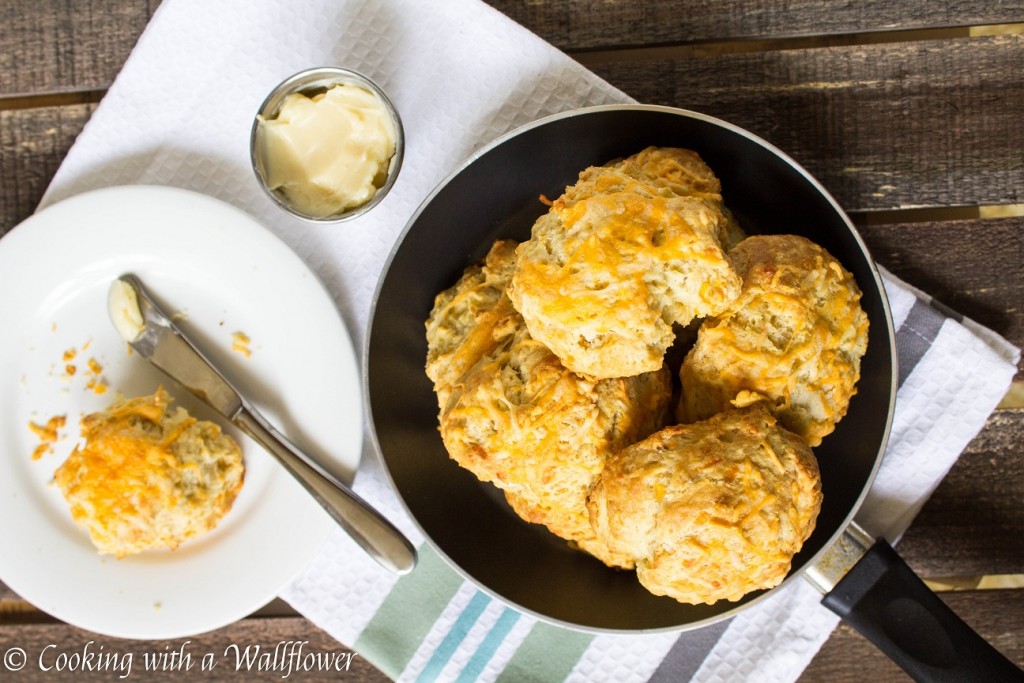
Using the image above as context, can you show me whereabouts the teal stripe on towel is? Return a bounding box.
[456,607,520,683]
[416,591,491,682]
[354,544,463,679]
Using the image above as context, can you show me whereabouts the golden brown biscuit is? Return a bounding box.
[425,240,519,411]
[588,403,822,604]
[426,241,672,568]
[678,234,869,446]
[441,322,671,568]
[563,147,722,205]
[602,146,745,250]
[54,388,244,558]
[508,147,742,379]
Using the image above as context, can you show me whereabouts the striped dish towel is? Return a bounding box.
[282,265,1019,682]
[33,0,1019,678]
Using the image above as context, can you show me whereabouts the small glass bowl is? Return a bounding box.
[250,67,405,223]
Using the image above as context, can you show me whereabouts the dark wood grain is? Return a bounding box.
[860,216,1024,370]
[898,410,1024,577]
[0,616,388,681]
[3,39,1023,224]
[485,0,1024,51]
[590,34,1024,212]
[0,0,159,97]
[0,104,96,235]
[801,589,1024,681]
[3,2,1020,101]
[0,0,1017,97]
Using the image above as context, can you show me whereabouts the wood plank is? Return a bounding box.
[486,0,1024,50]
[897,410,1024,577]
[0,615,388,681]
[801,589,1024,681]
[0,1,1020,100]
[859,216,1024,369]
[2,94,1024,245]
[0,104,95,235]
[0,0,159,97]
[3,41,1022,224]
[589,34,1024,211]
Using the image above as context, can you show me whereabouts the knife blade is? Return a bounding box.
[108,273,417,574]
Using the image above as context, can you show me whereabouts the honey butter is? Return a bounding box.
[258,83,397,217]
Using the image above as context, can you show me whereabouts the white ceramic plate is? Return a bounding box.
[0,185,362,639]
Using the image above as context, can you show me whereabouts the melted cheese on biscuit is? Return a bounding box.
[54,389,244,558]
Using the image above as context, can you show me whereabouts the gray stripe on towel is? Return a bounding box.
[896,297,947,387]
[647,620,731,683]
[923,295,964,324]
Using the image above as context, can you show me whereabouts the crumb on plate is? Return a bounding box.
[29,414,67,460]
[231,331,252,358]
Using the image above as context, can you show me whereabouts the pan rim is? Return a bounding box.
[364,103,898,634]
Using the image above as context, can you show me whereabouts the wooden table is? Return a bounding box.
[2,1,1021,680]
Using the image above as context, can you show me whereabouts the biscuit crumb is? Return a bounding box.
[84,358,108,395]
[55,344,110,393]
[61,347,79,378]
[231,331,252,358]
[29,415,67,460]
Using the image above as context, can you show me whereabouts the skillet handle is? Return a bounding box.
[822,539,1023,682]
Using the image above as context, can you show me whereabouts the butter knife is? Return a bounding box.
[108,273,417,575]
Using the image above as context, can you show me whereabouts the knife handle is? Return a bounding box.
[234,406,417,575]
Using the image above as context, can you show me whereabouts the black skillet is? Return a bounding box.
[365,105,1021,681]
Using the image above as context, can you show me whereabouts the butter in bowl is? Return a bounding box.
[251,67,404,223]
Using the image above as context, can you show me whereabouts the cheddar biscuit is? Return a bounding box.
[425,239,519,411]
[678,234,869,446]
[595,146,746,251]
[54,388,244,558]
[426,241,672,567]
[588,403,822,604]
[508,147,742,379]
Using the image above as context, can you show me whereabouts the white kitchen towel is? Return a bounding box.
[38,0,1020,681]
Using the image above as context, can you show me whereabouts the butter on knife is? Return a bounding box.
[107,278,145,343]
